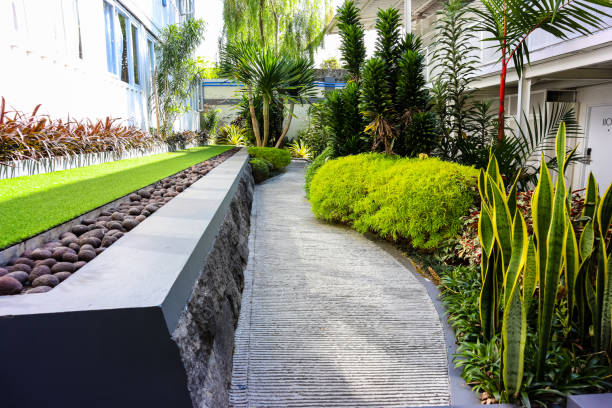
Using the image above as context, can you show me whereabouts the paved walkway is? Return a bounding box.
[229,162,450,407]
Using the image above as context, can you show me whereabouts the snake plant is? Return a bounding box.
[478,122,612,400]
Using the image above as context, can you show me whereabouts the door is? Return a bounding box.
[585,105,612,194]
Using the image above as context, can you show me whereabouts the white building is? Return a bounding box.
[333,0,612,191]
[0,0,199,133]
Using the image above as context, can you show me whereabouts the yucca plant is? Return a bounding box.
[288,139,313,160]
[478,122,612,401]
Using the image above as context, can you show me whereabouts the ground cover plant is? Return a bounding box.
[309,154,479,249]
[0,149,237,296]
[0,146,232,249]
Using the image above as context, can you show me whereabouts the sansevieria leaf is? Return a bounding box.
[536,124,568,380]
[523,236,538,313]
[502,262,527,398]
[565,216,579,322]
[504,209,528,307]
[490,176,513,272]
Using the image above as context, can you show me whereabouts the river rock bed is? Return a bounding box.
[0,148,239,296]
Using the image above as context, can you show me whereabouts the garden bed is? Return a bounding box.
[0,148,254,408]
[0,147,238,296]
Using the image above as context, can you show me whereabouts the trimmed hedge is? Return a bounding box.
[250,158,271,183]
[247,147,291,170]
[309,154,479,249]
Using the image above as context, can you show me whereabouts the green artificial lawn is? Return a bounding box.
[0,145,233,249]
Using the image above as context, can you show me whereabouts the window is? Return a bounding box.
[104,2,116,74]
[117,12,129,83]
[147,38,155,90]
[131,24,140,85]
[104,2,141,87]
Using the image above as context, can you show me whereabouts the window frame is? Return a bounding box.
[103,1,142,88]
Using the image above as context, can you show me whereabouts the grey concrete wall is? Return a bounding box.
[0,149,254,408]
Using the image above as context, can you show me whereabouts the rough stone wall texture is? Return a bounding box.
[172,167,254,408]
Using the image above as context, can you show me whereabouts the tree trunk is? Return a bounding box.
[259,0,265,46]
[497,63,507,142]
[275,103,294,148]
[247,85,262,147]
[262,95,270,147]
[153,67,160,135]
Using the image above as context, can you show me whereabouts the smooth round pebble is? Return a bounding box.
[141,210,151,216]
[29,265,51,281]
[0,276,23,295]
[129,193,140,201]
[62,252,79,263]
[74,261,87,270]
[8,264,32,274]
[69,243,81,251]
[35,258,57,267]
[14,258,35,268]
[26,286,52,294]
[78,250,96,262]
[82,229,105,240]
[6,271,28,283]
[128,207,141,215]
[95,247,106,255]
[51,262,75,273]
[101,236,117,247]
[71,224,89,236]
[135,215,146,222]
[122,218,139,231]
[54,271,71,282]
[32,274,59,288]
[105,221,123,231]
[111,212,124,221]
[0,268,7,277]
[31,248,53,260]
[79,237,101,248]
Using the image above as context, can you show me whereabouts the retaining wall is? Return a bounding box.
[0,149,254,408]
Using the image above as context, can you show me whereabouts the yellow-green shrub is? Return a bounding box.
[309,154,479,249]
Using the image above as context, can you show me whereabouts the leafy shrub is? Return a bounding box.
[250,158,271,183]
[200,108,220,140]
[296,102,331,157]
[165,130,196,150]
[304,146,334,197]
[247,147,291,170]
[288,140,312,159]
[309,154,479,249]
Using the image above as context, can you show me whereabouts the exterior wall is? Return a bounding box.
[0,0,198,132]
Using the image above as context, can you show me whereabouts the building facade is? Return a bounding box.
[413,0,612,191]
[0,0,199,133]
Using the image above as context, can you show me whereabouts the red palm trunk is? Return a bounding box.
[497,63,507,141]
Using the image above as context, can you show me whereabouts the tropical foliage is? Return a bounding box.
[474,0,612,140]
[288,139,313,159]
[154,19,205,136]
[218,124,248,146]
[0,99,158,168]
[476,124,612,402]
[222,0,332,57]
[309,154,479,249]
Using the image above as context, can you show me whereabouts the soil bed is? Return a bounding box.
[0,148,239,296]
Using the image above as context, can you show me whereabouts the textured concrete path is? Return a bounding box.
[229,162,450,407]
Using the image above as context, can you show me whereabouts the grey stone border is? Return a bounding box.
[0,148,251,408]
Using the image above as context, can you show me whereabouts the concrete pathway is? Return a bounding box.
[229,162,451,407]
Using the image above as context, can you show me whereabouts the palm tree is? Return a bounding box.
[275,57,316,148]
[475,0,612,141]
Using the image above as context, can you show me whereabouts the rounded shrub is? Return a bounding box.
[247,147,291,170]
[250,158,271,183]
[309,154,479,249]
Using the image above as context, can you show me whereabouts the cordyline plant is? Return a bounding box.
[0,98,157,167]
[475,0,612,141]
[478,122,612,402]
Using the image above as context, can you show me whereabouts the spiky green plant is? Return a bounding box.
[360,58,395,154]
[374,8,402,92]
[432,0,478,149]
[336,0,366,80]
[478,122,612,401]
[288,139,313,159]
